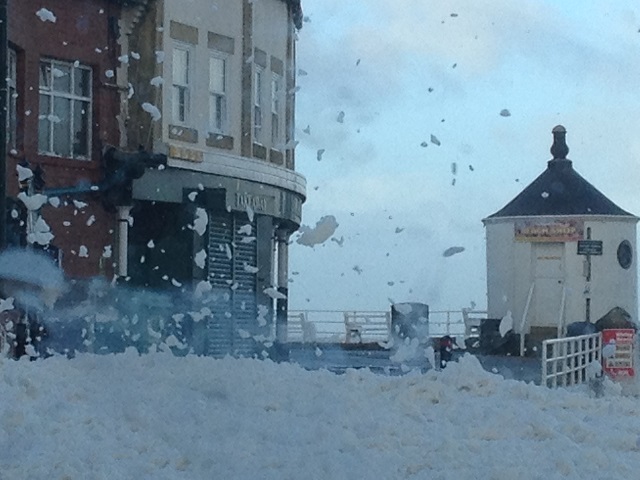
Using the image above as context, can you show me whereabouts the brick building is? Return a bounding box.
[3,0,306,358]
[5,0,122,277]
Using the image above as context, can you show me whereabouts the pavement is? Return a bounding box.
[288,344,543,384]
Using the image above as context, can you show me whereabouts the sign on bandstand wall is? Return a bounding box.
[602,329,635,379]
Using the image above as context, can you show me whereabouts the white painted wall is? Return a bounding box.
[485,221,516,320]
[485,215,638,332]
[582,218,638,321]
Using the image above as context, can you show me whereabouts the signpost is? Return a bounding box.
[577,231,601,322]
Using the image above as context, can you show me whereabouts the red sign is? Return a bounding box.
[602,329,635,379]
[514,219,584,243]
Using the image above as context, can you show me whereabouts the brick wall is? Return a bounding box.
[7,0,121,278]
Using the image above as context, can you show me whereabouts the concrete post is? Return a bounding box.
[275,228,289,360]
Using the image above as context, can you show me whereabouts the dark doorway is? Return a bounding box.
[128,201,194,289]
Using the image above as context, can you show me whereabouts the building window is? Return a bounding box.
[271,74,282,146]
[209,55,226,134]
[172,45,192,124]
[7,49,17,150]
[253,68,263,142]
[38,59,92,159]
[617,240,633,269]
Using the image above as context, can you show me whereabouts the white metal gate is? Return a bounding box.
[541,333,601,388]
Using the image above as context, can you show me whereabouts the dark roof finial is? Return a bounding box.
[550,125,569,160]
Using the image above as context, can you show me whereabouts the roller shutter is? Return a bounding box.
[206,212,258,357]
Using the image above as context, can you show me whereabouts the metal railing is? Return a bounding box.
[287,309,481,344]
[344,311,391,343]
[541,333,601,388]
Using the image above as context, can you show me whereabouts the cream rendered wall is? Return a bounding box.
[486,216,638,332]
[162,0,244,154]
[561,226,584,325]
[512,233,537,328]
[582,218,638,322]
[486,219,541,326]
[253,0,289,61]
[253,0,290,150]
[485,220,516,320]
[161,0,291,156]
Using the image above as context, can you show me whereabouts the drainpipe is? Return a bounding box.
[116,206,132,278]
[0,0,8,250]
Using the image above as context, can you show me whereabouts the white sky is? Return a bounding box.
[3,351,640,478]
[289,0,640,312]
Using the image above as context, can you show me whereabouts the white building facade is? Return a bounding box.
[483,126,638,345]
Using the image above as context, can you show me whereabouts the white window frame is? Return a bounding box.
[253,67,264,142]
[270,73,282,147]
[172,43,193,125]
[208,53,227,135]
[38,58,92,160]
[7,48,17,150]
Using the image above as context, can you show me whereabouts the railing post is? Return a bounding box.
[552,340,557,387]
[564,341,570,386]
[520,283,535,357]
[557,287,566,339]
[301,311,308,343]
[542,343,548,387]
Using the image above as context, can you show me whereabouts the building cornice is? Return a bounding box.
[167,150,306,200]
[283,0,303,29]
